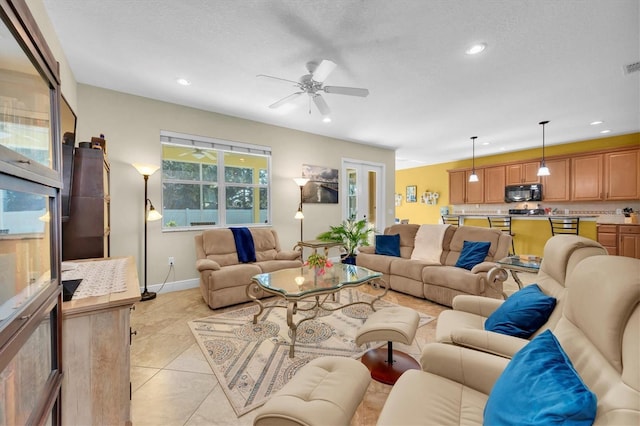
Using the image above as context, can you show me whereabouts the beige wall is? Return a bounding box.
[75,85,396,287]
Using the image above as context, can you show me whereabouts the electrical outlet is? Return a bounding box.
[168,256,175,266]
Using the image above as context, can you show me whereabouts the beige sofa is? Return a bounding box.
[436,235,607,357]
[357,224,512,307]
[194,228,302,309]
[377,254,640,425]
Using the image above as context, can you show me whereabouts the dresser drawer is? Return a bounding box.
[598,233,617,247]
[619,225,640,234]
[597,224,618,233]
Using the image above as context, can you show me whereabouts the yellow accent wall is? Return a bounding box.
[395,133,640,225]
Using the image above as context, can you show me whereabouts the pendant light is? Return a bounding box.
[468,136,479,182]
[537,120,551,176]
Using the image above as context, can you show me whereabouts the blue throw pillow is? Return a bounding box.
[484,284,556,338]
[375,234,401,257]
[454,240,491,270]
[484,330,597,425]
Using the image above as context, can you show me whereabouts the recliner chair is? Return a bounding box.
[377,254,640,425]
[435,235,607,357]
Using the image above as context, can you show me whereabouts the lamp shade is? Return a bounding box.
[537,165,551,176]
[147,207,163,222]
[133,163,160,176]
[468,173,479,182]
[294,210,304,220]
[293,177,309,187]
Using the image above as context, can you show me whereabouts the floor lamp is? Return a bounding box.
[133,163,163,302]
[293,177,309,242]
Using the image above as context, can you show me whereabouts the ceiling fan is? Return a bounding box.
[257,59,369,116]
[178,147,215,161]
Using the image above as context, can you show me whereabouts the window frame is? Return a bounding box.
[160,131,271,231]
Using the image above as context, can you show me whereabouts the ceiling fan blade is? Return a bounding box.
[311,59,337,83]
[269,92,303,109]
[256,74,301,86]
[323,86,370,97]
[313,94,331,115]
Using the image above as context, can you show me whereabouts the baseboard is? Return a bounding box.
[141,278,200,295]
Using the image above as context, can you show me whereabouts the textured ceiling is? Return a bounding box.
[41,0,640,169]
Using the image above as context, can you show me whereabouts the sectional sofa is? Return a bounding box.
[356,224,512,307]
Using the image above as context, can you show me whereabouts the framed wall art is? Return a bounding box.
[406,185,417,203]
[301,164,339,203]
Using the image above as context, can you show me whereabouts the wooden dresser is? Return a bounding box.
[61,256,140,425]
[597,223,640,259]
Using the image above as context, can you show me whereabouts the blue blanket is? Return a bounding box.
[230,227,256,263]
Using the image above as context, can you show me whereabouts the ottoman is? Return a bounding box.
[355,306,420,385]
[253,356,370,426]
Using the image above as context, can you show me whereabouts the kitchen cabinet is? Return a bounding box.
[542,158,571,202]
[597,224,640,259]
[62,257,140,425]
[597,224,618,255]
[571,154,603,201]
[484,165,506,203]
[465,169,484,203]
[449,170,466,204]
[603,149,640,200]
[449,169,484,204]
[619,225,640,259]
[506,161,540,185]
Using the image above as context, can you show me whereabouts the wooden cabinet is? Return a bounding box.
[542,158,571,202]
[572,149,639,201]
[62,147,111,260]
[571,154,603,201]
[466,169,484,203]
[506,161,540,185]
[449,170,466,204]
[604,150,640,200]
[597,224,640,259]
[597,224,618,255]
[0,2,63,424]
[449,170,484,204]
[619,225,640,259]
[484,165,506,203]
[62,257,140,425]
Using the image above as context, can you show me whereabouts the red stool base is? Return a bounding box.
[360,346,420,385]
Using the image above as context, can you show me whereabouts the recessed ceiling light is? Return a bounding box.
[322,116,331,123]
[481,141,490,146]
[176,78,191,86]
[465,43,487,55]
[600,129,611,134]
[590,120,603,125]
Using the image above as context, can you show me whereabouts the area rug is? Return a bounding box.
[189,289,434,416]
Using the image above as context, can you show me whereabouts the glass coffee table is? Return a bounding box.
[247,264,384,357]
[493,255,542,291]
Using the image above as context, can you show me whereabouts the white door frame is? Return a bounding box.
[341,158,386,233]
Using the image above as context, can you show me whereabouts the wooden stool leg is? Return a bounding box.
[360,342,420,385]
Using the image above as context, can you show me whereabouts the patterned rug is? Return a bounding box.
[189,289,434,417]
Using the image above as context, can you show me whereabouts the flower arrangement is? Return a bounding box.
[305,253,333,275]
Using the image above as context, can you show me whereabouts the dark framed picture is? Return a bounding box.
[406,185,417,203]
[301,164,339,203]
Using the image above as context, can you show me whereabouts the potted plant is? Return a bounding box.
[316,218,374,264]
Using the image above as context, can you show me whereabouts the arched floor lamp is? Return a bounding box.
[133,163,163,302]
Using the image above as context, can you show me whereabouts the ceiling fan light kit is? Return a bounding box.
[259,59,369,118]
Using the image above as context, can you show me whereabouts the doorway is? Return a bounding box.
[342,159,385,234]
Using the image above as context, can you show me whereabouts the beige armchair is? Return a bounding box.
[435,235,607,357]
[377,254,640,425]
[195,228,302,309]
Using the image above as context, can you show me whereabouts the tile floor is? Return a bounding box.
[130,274,532,425]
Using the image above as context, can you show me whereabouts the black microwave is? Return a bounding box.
[505,184,542,203]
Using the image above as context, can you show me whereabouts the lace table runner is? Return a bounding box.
[61,258,129,300]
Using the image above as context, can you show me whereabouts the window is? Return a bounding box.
[160,131,271,229]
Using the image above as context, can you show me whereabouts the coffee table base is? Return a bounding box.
[360,346,420,385]
[247,281,388,358]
